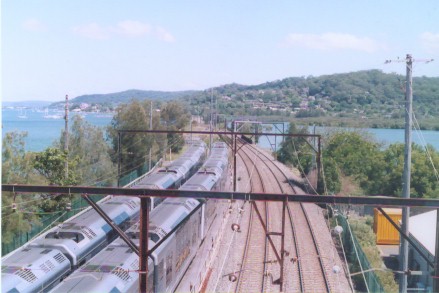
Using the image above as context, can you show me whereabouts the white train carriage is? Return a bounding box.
[1,197,140,293]
[50,198,202,293]
[48,140,227,293]
[2,247,70,293]
[133,141,206,191]
[29,197,140,268]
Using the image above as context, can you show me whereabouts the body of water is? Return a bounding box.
[257,123,439,151]
[2,111,438,152]
[2,109,113,152]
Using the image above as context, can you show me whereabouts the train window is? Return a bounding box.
[45,232,84,243]
[127,231,140,239]
[109,287,121,293]
[149,233,160,243]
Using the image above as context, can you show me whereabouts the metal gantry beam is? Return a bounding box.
[117,129,322,192]
[82,194,139,254]
[3,184,439,292]
[3,184,439,208]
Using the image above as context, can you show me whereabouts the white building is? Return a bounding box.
[408,210,436,291]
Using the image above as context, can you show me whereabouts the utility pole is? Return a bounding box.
[189,97,193,143]
[64,95,69,180]
[385,54,433,292]
[400,54,413,293]
[215,93,218,130]
[149,101,153,171]
[210,88,213,151]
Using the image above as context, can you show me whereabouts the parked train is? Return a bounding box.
[1,141,207,293]
[132,141,206,208]
[50,141,229,293]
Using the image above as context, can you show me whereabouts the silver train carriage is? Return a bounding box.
[1,141,208,293]
[131,141,206,207]
[51,140,229,293]
[1,197,140,293]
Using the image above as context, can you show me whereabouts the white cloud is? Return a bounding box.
[73,23,109,40]
[154,26,175,43]
[72,20,175,42]
[22,18,46,32]
[283,33,386,53]
[114,20,151,37]
[420,32,439,52]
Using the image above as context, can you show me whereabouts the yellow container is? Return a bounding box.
[373,208,401,245]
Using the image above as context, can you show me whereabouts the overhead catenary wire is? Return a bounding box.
[412,112,439,183]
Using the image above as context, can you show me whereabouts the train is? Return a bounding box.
[131,140,206,208]
[50,141,230,293]
[1,141,207,293]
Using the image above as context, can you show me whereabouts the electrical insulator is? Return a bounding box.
[12,203,17,211]
[333,226,343,235]
[228,274,237,282]
[231,223,240,232]
[66,202,72,211]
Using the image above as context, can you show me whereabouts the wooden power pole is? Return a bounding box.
[385,54,433,292]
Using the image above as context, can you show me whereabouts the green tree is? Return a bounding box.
[33,147,80,185]
[2,132,44,184]
[59,115,116,186]
[369,143,439,198]
[323,131,385,192]
[108,100,161,176]
[2,132,44,244]
[276,122,313,174]
[319,156,341,194]
[160,101,190,153]
[33,148,80,211]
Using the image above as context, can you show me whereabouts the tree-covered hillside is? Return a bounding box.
[49,70,439,129]
[188,70,439,129]
[50,89,199,108]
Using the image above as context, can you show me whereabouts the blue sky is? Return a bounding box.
[3,0,439,101]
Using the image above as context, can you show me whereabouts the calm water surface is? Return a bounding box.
[257,124,439,151]
[2,109,112,151]
[2,110,438,152]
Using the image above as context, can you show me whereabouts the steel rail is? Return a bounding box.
[300,203,331,292]
[234,144,256,292]
[243,142,333,292]
[241,140,305,292]
[286,204,304,292]
[234,136,268,293]
[238,139,287,291]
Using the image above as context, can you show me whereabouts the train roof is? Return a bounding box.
[2,247,70,293]
[51,246,146,293]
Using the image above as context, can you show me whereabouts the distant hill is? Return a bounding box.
[50,89,200,107]
[3,100,52,108]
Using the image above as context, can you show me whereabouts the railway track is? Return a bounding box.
[237,139,333,292]
[233,140,268,293]
[216,136,349,292]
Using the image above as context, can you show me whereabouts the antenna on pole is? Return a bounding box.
[385,54,433,293]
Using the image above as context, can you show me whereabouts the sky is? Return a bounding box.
[2,1,439,102]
